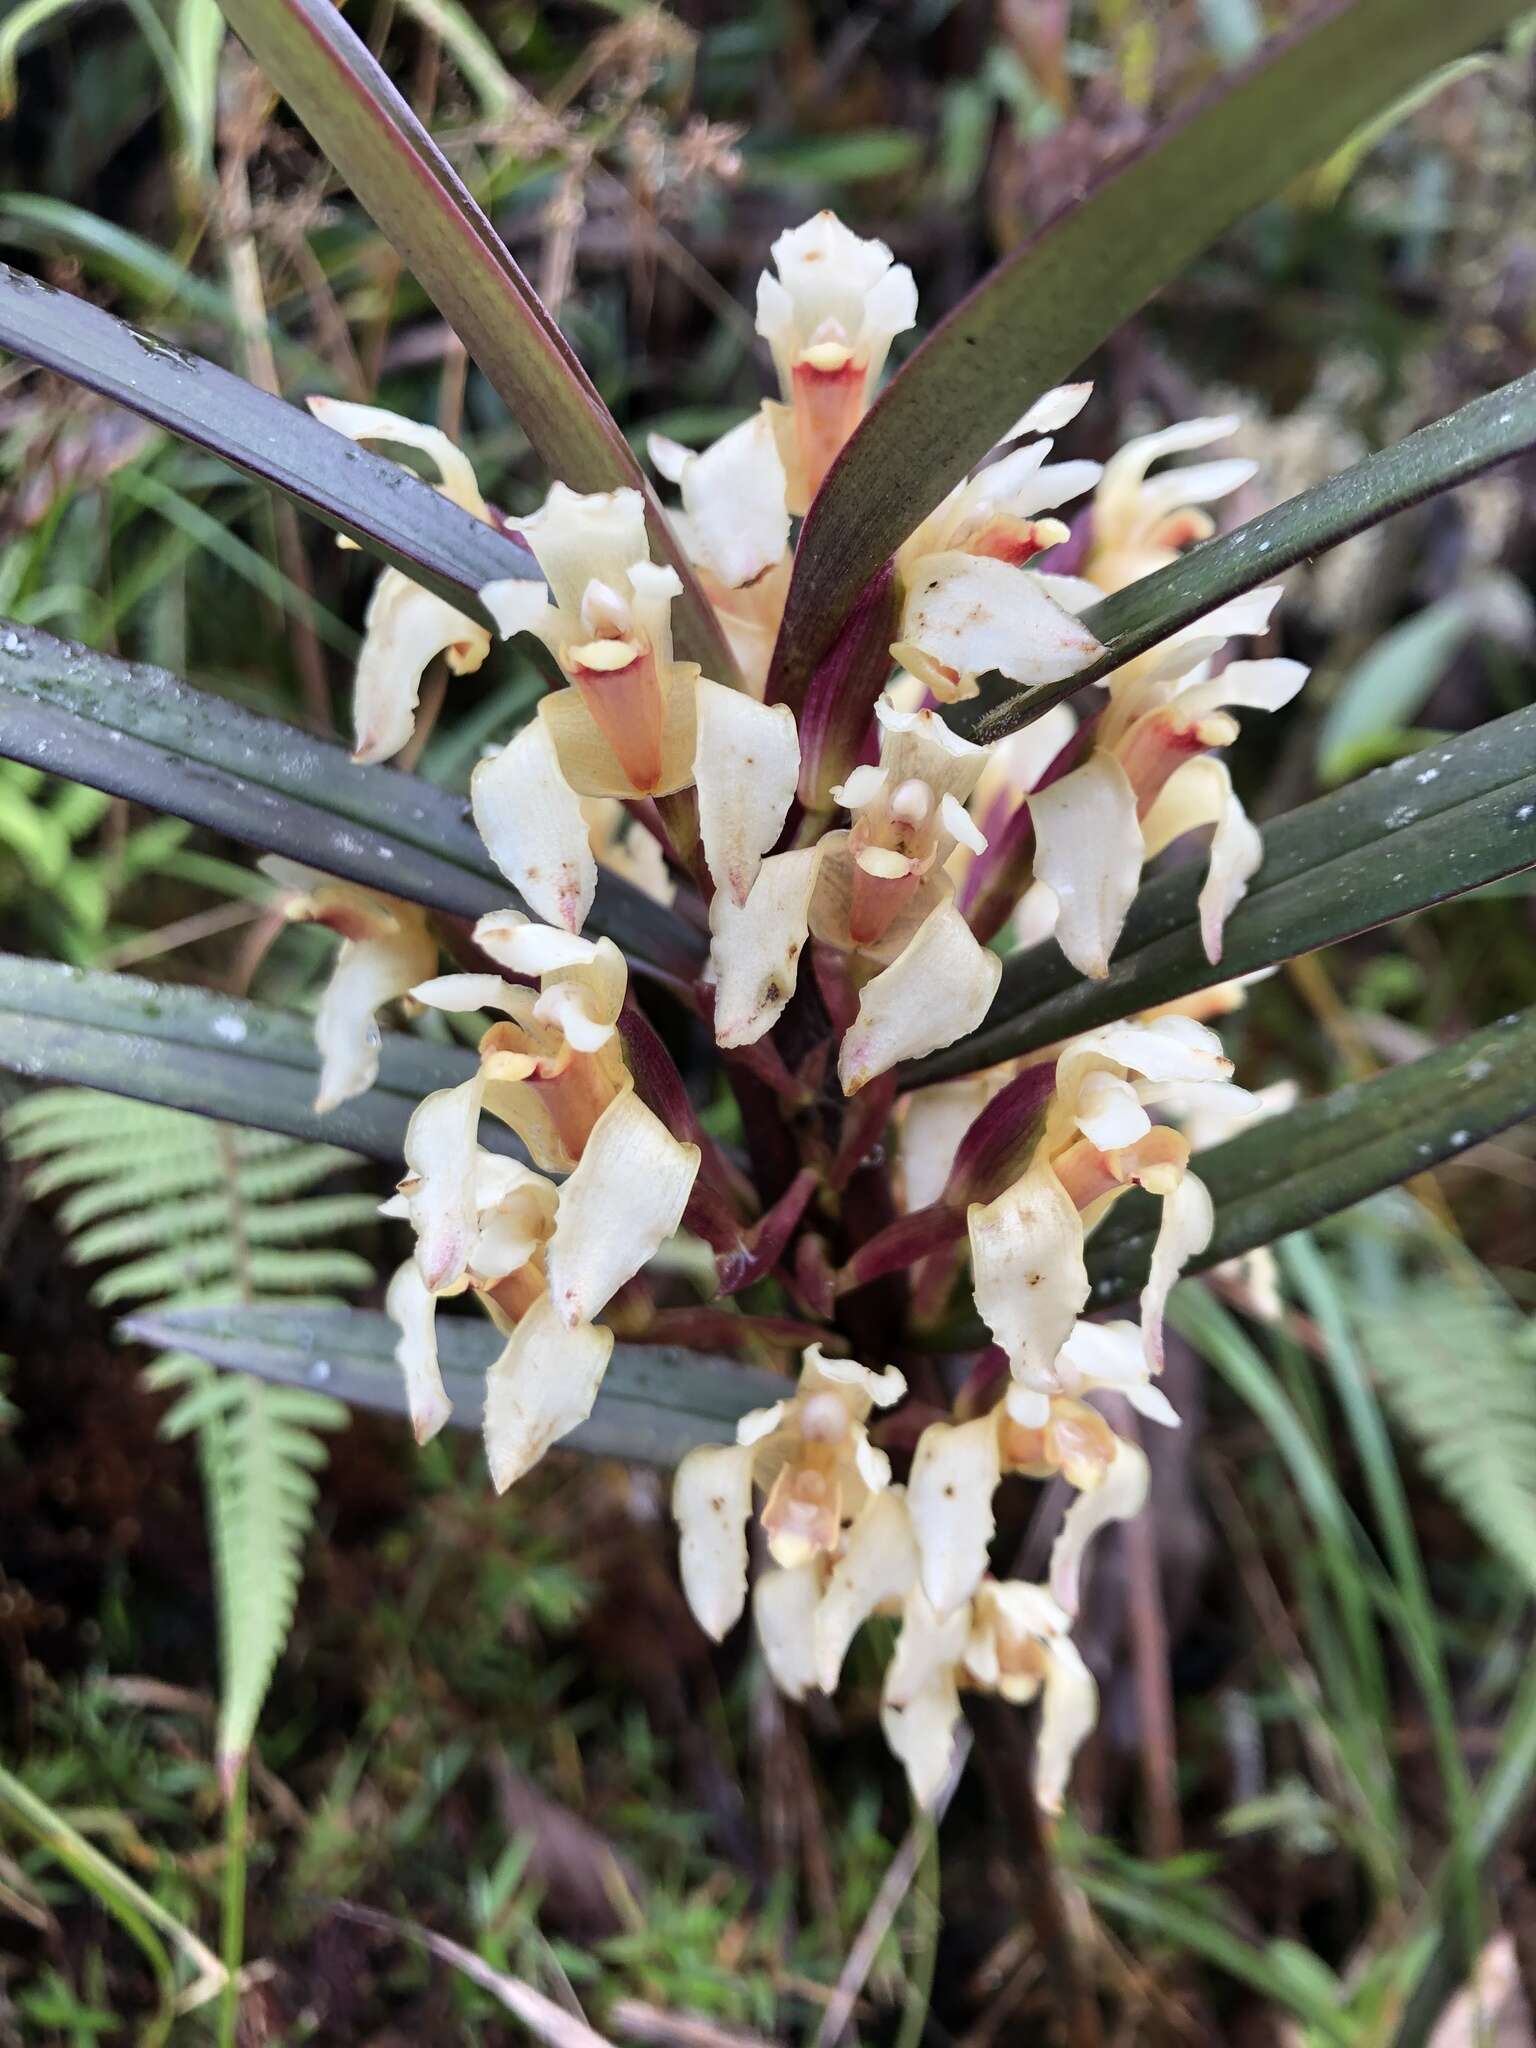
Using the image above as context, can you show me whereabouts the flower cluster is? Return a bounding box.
[290,207,1307,1812]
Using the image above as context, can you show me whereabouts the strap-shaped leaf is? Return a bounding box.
[951,371,1536,742]
[0,621,704,983]
[1083,1006,1536,1306]
[910,703,1536,1084]
[0,954,508,1164]
[116,1303,785,1465]
[767,0,1527,705]
[212,0,737,685]
[0,263,535,626]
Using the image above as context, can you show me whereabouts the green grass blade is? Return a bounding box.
[910,702,1536,1083]
[766,0,1531,707]
[1282,1235,1482,1986]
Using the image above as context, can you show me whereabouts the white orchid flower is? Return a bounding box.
[755,211,917,513]
[672,1344,906,1644]
[262,859,438,1115]
[891,402,1105,703]
[410,910,631,1174]
[306,399,497,763]
[1030,586,1308,975]
[798,698,1002,1089]
[471,483,798,931]
[649,411,792,696]
[814,1489,1104,1812]
[963,1580,1098,1813]
[1086,414,1257,593]
[969,1017,1243,1393]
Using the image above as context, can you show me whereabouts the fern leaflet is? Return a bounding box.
[2,1087,373,1768]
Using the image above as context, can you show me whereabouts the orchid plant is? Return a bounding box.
[2,0,1536,1844]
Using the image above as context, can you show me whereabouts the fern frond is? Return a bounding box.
[3,1086,371,1768]
[1358,1272,1536,1596]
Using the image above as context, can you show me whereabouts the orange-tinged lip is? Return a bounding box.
[568,642,666,794]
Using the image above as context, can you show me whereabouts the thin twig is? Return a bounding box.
[814,1731,969,2048]
[328,1900,613,2047]
[610,2000,779,2048]
[99,901,264,972]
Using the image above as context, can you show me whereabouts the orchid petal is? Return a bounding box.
[753,1562,823,1700]
[385,1258,451,1444]
[908,1415,1003,1616]
[1141,755,1262,965]
[650,411,791,590]
[900,1077,996,1213]
[894,551,1103,700]
[1142,1170,1213,1375]
[1035,1633,1098,1814]
[692,679,800,906]
[307,395,485,515]
[838,900,1002,1095]
[1049,1436,1149,1616]
[708,848,822,1048]
[814,1488,919,1693]
[673,1441,757,1639]
[546,1091,700,1326]
[1029,754,1143,980]
[482,1292,616,1491]
[471,716,597,934]
[402,1074,484,1293]
[968,1159,1087,1383]
[351,572,490,764]
[311,915,438,1114]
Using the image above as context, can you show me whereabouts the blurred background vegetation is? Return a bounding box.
[2,1,1536,2041]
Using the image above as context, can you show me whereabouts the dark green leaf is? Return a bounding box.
[115,1303,786,1465]
[0,621,704,984]
[953,373,1536,744]
[0,263,535,627]
[1084,1007,1536,1306]
[0,954,508,1164]
[909,702,1536,1083]
[768,0,1529,706]
[213,0,737,683]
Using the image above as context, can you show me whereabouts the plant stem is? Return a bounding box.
[218,1760,250,2048]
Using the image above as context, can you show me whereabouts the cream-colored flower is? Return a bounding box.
[261,859,437,1114]
[649,411,792,696]
[814,1488,1104,1811]
[904,1329,1169,1621]
[1085,414,1257,594]
[412,910,630,1174]
[891,402,1105,702]
[797,699,1002,1089]
[755,211,917,513]
[382,1144,561,1440]
[471,483,798,929]
[672,1344,906,1643]
[306,399,497,763]
[813,699,989,958]
[405,910,699,1331]
[968,1017,1244,1397]
[963,1580,1097,1813]
[1030,590,1307,975]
